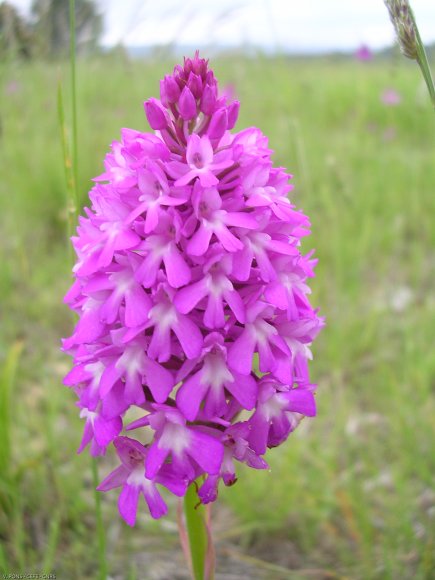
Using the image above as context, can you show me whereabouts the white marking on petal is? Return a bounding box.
[79,408,97,424]
[85,361,105,392]
[127,465,147,487]
[261,394,287,421]
[201,354,233,390]
[207,273,232,298]
[117,345,145,377]
[111,270,134,294]
[83,297,102,312]
[149,303,177,331]
[285,338,313,360]
[253,319,277,346]
[100,221,121,239]
[158,423,190,457]
[280,272,311,297]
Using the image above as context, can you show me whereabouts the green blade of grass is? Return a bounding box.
[412,10,435,107]
[91,457,108,580]
[0,342,25,572]
[57,79,77,242]
[0,341,23,480]
[69,0,79,199]
[42,508,61,574]
[0,531,9,572]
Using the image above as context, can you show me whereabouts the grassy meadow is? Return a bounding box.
[0,54,434,579]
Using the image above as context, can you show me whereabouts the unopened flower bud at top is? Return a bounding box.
[173,64,184,84]
[159,80,168,107]
[205,69,216,86]
[161,74,181,103]
[187,72,203,99]
[200,83,217,115]
[185,53,208,78]
[178,86,197,120]
[144,98,170,130]
[207,108,228,140]
[227,101,240,130]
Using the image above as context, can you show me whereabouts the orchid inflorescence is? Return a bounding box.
[63,52,323,526]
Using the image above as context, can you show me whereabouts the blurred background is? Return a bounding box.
[1,1,434,578]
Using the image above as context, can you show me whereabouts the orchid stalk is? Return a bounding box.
[62,52,323,578]
[183,482,213,580]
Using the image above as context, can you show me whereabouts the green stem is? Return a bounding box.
[184,483,209,580]
[409,4,435,108]
[91,458,108,580]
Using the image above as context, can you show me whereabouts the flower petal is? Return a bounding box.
[163,245,192,288]
[227,328,256,375]
[188,430,224,474]
[145,442,170,480]
[174,279,208,314]
[176,371,208,421]
[93,415,123,447]
[187,222,213,256]
[97,465,129,492]
[144,358,174,403]
[142,482,168,519]
[172,314,203,359]
[124,286,152,327]
[118,483,140,526]
[226,372,257,410]
[285,389,316,417]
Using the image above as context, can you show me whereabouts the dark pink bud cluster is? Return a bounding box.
[63,52,323,525]
[145,55,239,155]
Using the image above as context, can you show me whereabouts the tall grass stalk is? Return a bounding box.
[384,0,435,108]
[0,342,23,485]
[67,1,107,577]
[91,457,108,580]
[411,11,435,107]
[69,0,79,200]
[0,342,24,570]
[42,509,61,574]
[57,81,76,248]
[0,544,8,573]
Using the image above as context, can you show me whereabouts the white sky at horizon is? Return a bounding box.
[6,0,435,52]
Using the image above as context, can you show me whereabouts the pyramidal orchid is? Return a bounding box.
[63,53,324,535]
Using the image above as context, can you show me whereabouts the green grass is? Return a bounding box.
[0,54,434,579]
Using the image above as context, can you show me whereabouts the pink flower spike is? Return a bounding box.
[63,52,322,523]
[355,44,373,62]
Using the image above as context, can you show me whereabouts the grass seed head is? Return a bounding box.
[384,0,418,60]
